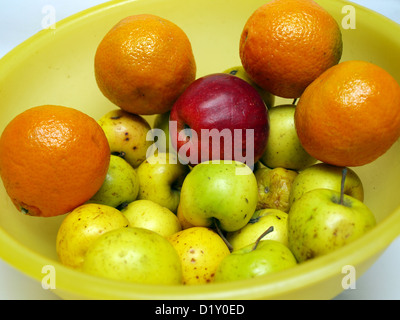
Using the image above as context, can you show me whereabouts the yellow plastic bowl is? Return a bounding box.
[1,0,400,300]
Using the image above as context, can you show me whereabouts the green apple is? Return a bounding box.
[227,208,289,250]
[152,111,174,154]
[136,152,189,213]
[121,199,181,237]
[254,165,298,212]
[82,227,182,285]
[167,227,231,285]
[288,188,376,262]
[56,203,130,269]
[260,104,317,170]
[179,160,258,232]
[97,109,153,168]
[214,237,297,283]
[88,155,139,208]
[224,66,275,108]
[289,162,364,206]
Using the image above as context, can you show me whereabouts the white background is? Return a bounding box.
[0,0,399,300]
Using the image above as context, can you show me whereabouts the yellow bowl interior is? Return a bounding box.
[0,0,400,299]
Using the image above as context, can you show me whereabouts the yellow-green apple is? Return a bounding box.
[88,155,139,208]
[260,104,316,170]
[227,208,289,250]
[56,203,129,269]
[98,109,152,168]
[136,152,189,213]
[223,66,275,108]
[254,165,298,212]
[121,199,181,237]
[82,227,182,285]
[167,227,230,285]
[214,238,297,282]
[289,163,364,206]
[169,73,269,168]
[179,160,258,232]
[288,188,376,262]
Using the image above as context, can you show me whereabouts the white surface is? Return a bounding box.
[0,0,399,300]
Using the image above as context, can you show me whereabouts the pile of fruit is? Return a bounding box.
[1,0,400,287]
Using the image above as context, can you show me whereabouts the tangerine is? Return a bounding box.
[295,60,400,167]
[95,14,196,115]
[0,105,110,217]
[239,0,342,98]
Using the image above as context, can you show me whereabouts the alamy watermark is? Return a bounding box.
[39,263,356,292]
[41,5,56,30]
[146,120,256,174]
[40,4,357,30]
[41,265,56,290]
[342,264,356,289]
[341,5,356,30]
[34,1,361,294]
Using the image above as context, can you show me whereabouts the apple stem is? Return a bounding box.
[213,218,234,252]
[252,226,274,251]
[292,98,297,105]
[340,168,348,206]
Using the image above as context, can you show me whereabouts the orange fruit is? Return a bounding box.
[0,105,110,217]
[95,14,196,115]
[295,60,400,167]
[239,0,342,99]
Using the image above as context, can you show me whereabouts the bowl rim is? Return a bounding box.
[1,0,400,299]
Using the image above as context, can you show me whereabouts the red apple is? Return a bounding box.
[169,73,269,167]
